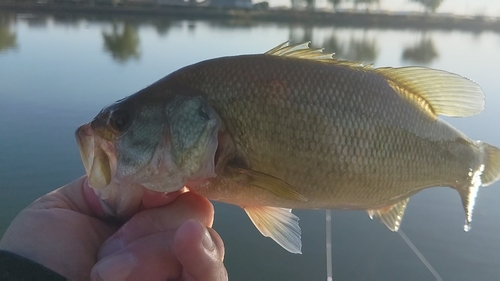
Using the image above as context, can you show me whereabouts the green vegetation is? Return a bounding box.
[102,23,140,63]
[0,14,17,52]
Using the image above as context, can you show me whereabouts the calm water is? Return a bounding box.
[1,11,500,280]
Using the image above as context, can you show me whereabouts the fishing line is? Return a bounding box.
[398,229,442,281]
[326,209,333,281]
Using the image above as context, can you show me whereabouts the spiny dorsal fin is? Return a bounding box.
[266,42,484,119]
[265,41,367,68]
[375,67,485,118]
[244,206,302,254]
[367,198,410,231]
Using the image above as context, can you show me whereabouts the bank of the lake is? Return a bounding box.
[1,1,500,32]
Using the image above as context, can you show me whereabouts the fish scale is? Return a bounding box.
[76,42,500,254]
[162,55,476,209]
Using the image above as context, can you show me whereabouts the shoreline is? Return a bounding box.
[1,1,500,32]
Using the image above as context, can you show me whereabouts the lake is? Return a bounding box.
[1,10,500,280]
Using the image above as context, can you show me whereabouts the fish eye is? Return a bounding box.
[109,109,130,132]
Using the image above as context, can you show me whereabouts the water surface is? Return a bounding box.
[1,12,500,280]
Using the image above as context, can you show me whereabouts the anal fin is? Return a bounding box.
[244,206,302,254]
[367,198,410,231]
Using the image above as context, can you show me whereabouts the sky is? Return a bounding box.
[270,0,500,17]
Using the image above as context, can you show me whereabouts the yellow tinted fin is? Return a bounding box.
[265,41,366,68]
[479,142,500,186]
[231,167,308,202]
[367,198,409,231]
[88,146,111,190]
[376,67,484,118]
[458,142,500,232]
[244,206,302,254]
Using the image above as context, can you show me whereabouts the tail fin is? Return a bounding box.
[458,142,500,232]
[479,142,500,186]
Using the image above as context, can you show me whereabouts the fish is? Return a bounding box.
[75,41,500,254]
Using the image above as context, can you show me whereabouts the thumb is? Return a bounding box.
[173,220,227,281]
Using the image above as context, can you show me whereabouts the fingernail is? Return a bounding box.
[99,238,125,258]
[201,225,215,251]
[92,252,135,281]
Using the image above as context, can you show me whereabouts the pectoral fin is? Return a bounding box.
[367,198,409,231]
[230,167,307,202]
[244,206,302,254]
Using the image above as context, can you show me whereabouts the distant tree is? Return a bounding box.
[328,0,342,11]
[305,0,315,10]
[0,14,16,52]
[344,35,378,62]
[410,0,443,13]
[102,23,141,63]
[151,19,172,37]
[291,0,302,9]
[323,33,344,58]
[352,0,380,11]
[402,35,438,64]
[288,25,314,45]
[0,23,17,52]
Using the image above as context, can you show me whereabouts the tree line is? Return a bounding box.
[304,0,444,13]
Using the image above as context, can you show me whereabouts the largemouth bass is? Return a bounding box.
[76,42,500,254]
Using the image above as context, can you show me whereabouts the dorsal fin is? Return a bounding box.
[375,67,484,118]
[265,41,367,68]
[265,41,485,118]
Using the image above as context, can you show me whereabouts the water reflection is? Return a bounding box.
[26,15,49,28]
[2,13,500,281]
[288,24,313,44]
[323,33,345,57]
[17,14,471,67]
[0,13,17,52]
[343,34,378,62]
[402,34,439,64]
[102,22,141,63]
[53,14,82,27]
[289,26,379,62]
[151,18,173,36]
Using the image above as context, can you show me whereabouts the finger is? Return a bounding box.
[33,176,113,220]
[92,220,227,281]
[91,232,182,281]
[139,187,188,210]
[86,179,185,220]
[99,192,214,259]
[174,220,227,281]
[32,176,103,217]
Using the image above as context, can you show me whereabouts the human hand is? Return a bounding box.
[0,177,227,280]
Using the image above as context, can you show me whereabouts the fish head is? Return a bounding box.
[75,93,221,216]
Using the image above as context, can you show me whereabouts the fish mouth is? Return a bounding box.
[76,123,144,220]
[75,123,116,189]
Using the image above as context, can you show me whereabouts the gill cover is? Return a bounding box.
[166,96,221,184]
